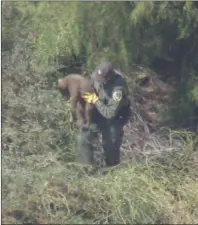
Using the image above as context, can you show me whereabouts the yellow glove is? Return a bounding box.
[82,92,99,104]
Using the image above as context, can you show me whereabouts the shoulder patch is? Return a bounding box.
[112,90,123,102]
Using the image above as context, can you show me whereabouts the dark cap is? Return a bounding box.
[96,61,113,77]
[94,61,114,84]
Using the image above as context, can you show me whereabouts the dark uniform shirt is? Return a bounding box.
[91,70,130,120]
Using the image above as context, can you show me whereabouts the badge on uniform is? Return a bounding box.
[112,90,123,102]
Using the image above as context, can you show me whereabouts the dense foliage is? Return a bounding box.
[2,1,198,127]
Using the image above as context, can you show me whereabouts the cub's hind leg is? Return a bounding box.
[83,103,93,129]
[76,102,86,128]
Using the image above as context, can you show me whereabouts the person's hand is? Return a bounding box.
[82,92,99,104]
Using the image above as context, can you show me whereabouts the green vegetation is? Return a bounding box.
[2,1,198,224]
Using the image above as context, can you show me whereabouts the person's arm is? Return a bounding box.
[95,87,124,119]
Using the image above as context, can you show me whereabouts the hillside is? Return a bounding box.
[2,2,198,224]
[2,40,198,224]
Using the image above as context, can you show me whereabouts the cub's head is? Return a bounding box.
[57,78,70,100]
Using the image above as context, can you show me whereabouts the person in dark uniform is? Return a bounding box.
[76,61,131,168]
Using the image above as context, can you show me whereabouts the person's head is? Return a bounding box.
[94,61,115,84]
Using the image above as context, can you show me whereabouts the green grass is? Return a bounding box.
[2,147,198,224]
